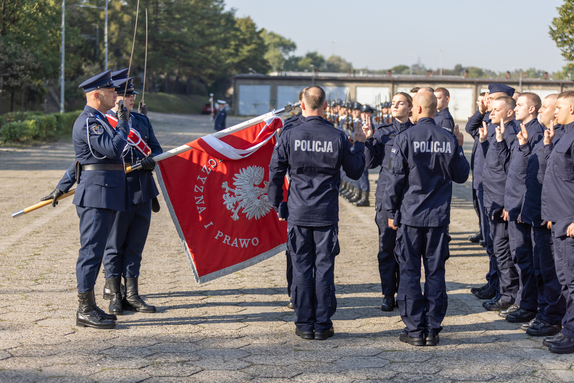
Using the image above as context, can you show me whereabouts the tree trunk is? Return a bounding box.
[10,89,14,112]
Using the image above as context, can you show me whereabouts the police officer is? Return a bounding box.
[214,100,228,131]
[433,87,455,134]
[347,102,368,205]
[268,86,366,340]
[540,91,574,354]
[498,93,544,323]
[42,70,130,329]
[384,91,469,346]
[279,87,308,309]
[364,92,413,311]
[465,83,514,302]
[520,94,565,337]
[102,72,162,315]
[479,94,520,314]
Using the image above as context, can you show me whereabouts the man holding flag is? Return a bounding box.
[268,86,366,340]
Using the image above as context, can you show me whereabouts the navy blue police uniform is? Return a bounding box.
[541,121,574,351]
[497,118,543,319]
[433,107,455,134]
[482,117,520,309]
[364,118,413,309]
[47,70,130,328]
[466,110,499,298]
[521,124,566,333]
[268,115,365,336]
[103,109,162,281]
[73,76,130,295]
[384,117,469,340]
[279,112,306,304]
[214,103,228,131]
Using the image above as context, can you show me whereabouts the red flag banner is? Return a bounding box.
[156,116,288,284]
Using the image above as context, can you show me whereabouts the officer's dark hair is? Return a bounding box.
[435,87,450,98]
[410,87,420,93]
[304,86,326,110]
[480,92,486,96]
[558,91,574,102]
[494,96,516,110]
[299,87,309,101]
[519,92,541,114]
[394,92,413,107]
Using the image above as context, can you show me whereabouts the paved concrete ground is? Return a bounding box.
[0,113,572,383]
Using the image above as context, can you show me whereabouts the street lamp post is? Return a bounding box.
[440,49,444,76]
[60,0,65,113]
[76,1,108,70]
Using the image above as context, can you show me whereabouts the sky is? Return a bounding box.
[224,0,568,73]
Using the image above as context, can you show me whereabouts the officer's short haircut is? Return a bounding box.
[410,87,420,93]
[519,92,542,113]
[299,87,309,101]
[394,92,413,107]
[495,96,516,110]
[435,87,450,98]
[558,91,574,103]
[304,86,326,110]
[545,93,558,101]
[419,87,435,93]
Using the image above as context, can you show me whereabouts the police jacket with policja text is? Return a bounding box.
[384,117,470,227]
[268,116,366,227]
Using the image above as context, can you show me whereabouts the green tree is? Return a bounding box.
[261,29,296,72]
[325,55,352,72]
[550,0,574,62]
[391,64,410,75]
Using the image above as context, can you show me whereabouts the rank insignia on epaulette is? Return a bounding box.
[391,148,397,154]
[89,123,104,135]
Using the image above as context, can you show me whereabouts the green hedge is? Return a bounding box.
[0,111,80,143]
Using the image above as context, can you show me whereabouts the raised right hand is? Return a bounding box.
[544,120,555,145]
[479,121,488,143]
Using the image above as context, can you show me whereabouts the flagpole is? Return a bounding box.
[12,102,300,218]
[125,101,300,172]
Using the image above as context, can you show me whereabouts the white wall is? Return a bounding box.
[323,86,350,101]
[238,85,271,115]
[277,86,303,107]
[356,87,391,106]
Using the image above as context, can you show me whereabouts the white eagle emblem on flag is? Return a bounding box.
[222,166,272,221]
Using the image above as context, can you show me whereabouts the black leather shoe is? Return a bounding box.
[426,333,440,346]
[543,332,565,347]
[315,327,334,340]
[399,330,425,346]
[483,299,514,311]
[468,232,482,243]
[506,308,536,323]
[295,328,314,340]
[76,291,116,329]
[470,283,489,294]
[123,277,156,313]
[475,287,497,300]
[521,317,540,331]
[549,334,574,354]
[498,304,519,318]
[527,320,562,337]
[287,298,294,309]
[381,296,395,312]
